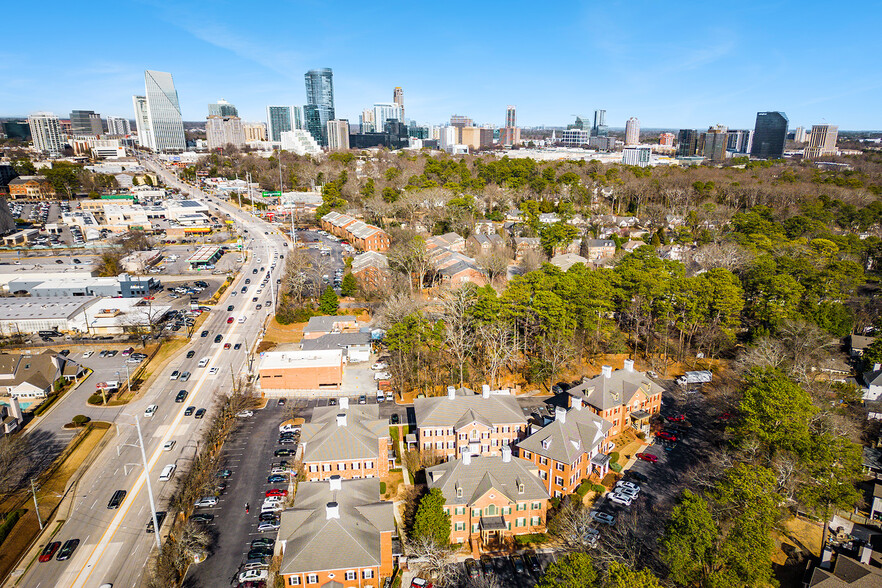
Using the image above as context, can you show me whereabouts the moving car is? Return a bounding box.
[186,350,196,358]
[162,440,176,451]
[56,539,80,561]
[107,489,126,509]
[214,334,223,343]
[170,370,180,380]
[195,408,206,419]
[180,372,191,382]
[184,406,195,416]
[39,541,61,562]
[146,511,167,533]
[175,390,187,402]
[200,330,209,337]
[227,317,234,324]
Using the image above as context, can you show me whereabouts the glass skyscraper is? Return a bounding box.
[137,70,185,152]
[266,106,301,142]
[70,110,103,136]
[750,111,788,160]
[208,99,238,117]
[304,68,335,146]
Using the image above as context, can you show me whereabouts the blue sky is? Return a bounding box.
[2,0,881,130]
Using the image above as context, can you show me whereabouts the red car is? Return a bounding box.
[666,414,686,422]
[223,343,232,349]
[265,489,288,497]
[656,431,678,442]
[636,452,658,463]
[227,317,235,324]
[39,541,61,562]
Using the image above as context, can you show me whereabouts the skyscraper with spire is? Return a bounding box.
[393,87,405,122]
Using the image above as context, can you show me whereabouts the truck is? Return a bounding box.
[676,370,713,387]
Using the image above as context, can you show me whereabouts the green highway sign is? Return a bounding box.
[262,191,282,197]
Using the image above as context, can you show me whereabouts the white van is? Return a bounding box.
[159,464,176,481]
[198,357,210,368]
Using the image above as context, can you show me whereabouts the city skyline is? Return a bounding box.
[1,1,881,130]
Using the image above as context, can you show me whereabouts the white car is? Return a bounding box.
[209,367,219,375]
[82,350,93,358]
[373,371,392,381]
[144,404,158,418]
[162,440,176,451]
[236,410,253,418]
[614,485,639,499]
[170,370,180,380]
[238,316,246,323]
[238,570,269,583]
[194,496,217,508]
[608,492,633,506]
[263,495,284,504]
[371,362,388,371]
[616,481,641,493]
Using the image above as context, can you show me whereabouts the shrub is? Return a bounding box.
[514,533,549,546]
[609,451,620,463]
[610,462,623,473]
[0,509,25,547]
[591,483,606,494]
[88,394,105,404]
[636,432,646,440]
[575,480,592,498]
[72,414,91,426]
[380,482,387,494]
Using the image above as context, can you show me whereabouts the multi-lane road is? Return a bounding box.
[12,160,288,588]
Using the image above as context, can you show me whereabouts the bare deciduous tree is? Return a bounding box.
[440,286,477,387]
[478,322,517,390]
[406,535,458,587]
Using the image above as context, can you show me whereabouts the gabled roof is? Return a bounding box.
[808,555,882,586]
[863,368,882,387]
[0,351,65,390]
[351,251,388,272]
[426,454,549,505]
[567,367,663,411]
[414,392,526,429]
[549,253,588,271]
[437,260,482,278]
[517,407,612,464]
[301,404,389,463]
[279,478,393,574]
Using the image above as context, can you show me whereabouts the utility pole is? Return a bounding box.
[31,479,43,530]
[135,416,162,550]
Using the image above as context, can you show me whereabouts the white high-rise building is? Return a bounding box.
[27,112,64,156]
[327,119,350,151]
[804,125,839,159]
[206,116,246,150]
[106,116,131,136]
[280,129,321,156]
[360,108,376,133]
[133,70,185,152]
[622,146,651,167]
[624,117,640,145]
[372,103,401,131]
[440,126,458,152]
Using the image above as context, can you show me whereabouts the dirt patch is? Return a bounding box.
[771,516,822,588]
[0,423,111,580]
[263,319,306,346]
[382,470,405,501]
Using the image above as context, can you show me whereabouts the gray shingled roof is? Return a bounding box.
[414,393,526,429]
[426,454,549,505]
[301,404,389,463]
[517,407,612,464]
[351,251,388,272]
[279,478,394,574]
[301,332,371,351]
[303,315,358,334]
[863,369,882,387]
[567,367,663,411]
[808,555,882,587]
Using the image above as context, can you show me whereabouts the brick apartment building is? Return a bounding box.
[320,211,390,252]
[564,360,663,436]
[426,447,549,546]
[301,398,391,481]
[517,402,614,496]
[413,386,527,461]
[8,176,54,199]
[278,476,394,587]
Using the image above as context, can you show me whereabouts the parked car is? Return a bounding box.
[480,554,493,577]
[247,546,274,559]
[258,512,280,523]
[236,410,254,418]
[609,492,633,506]
[371,362,388,371]
[465,557,480,578]
[525,552,542,574]
[510,553,526,573]
[194,497,218,508]
[666,413,686,422]
[274,448,294,457]
[616,481,641,493]
[190,513,214,523]
[39,541,61,562]
[656,431,677,442]
[257,522,280,532]
[216,469,232,478]
[267,474,287,483]
[635,452,658,463]
[373,371,392,380]
[590,510,616,525]
[411,579,433,588]
[265,489,288,497]
[390,413,400,424]
[626,471,649,483]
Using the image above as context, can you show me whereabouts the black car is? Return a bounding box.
[274,448,294,457]
[186,350,196,358]
[277,398,286,407]
[481,554,493,577]
[146,511,167,533]
[195,408,206,419]
[214,334,223,343]
[107,489,126,509]
[234,343,242,350]
[258,512,280,522]
[56,538,80,561]
[59,349,70,356]
[248,547,274,559]
[252,537,275,549]
[328,399,337,406]
[200,330,209,337]
[184,406,196,416]
[227,305,234,311]
[627,471,649,484]
[216,469,232,478]
[267,474,286,483]
[525,552,542,574]
[190,513,215,523]
[175,390,188,402]
[465,558,481,578]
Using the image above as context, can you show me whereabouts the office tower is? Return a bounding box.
[70,110,103,136]
[793,126,807,143]
[327,120,350,151]
[450,114,473,128]
[750,111,788,159]
[592,109,608,137]
[304,68,335,146]
[659,132,675,146]
[501,105,520,146]
[27,113,64,156]
[106,116,131,136]
[393,87,405,122]
[373,103,401,131]
[569,116,586,130]
[206,115,245,150]
[505,105,516,128]
[804,125,839,159]
[266,106,301,143]
[726,130,752,154]
[208,99,238,118]
[622,146,651,167]
[359,109,376,133]
[133,70,185,152]
[702,125,728,161]
[3,121,32,141]
[560,129,591,146]
[440,126,458,152]
[624,117,640,145]
[243,123,267,142]
[676,129,700,157]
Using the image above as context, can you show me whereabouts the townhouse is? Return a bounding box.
[564,360,664,437]
[277,476,394,587]
[320,212,390,252]
[426,446,550,546]
[413,386,527,461]
[517,402,614,496]
[351,251,390,292]
[300,398,391,481]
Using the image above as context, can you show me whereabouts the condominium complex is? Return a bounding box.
[393,87,405,122]
[27,112,64,156]
[304,68,335,146]
[501,105,520,146]
[133,70,185,152]
[243,122,267,142]
[624,116,640,145]
[266,106,301,143]
[105,116,131,136]
[327,119,350,151]
[206,115,245,150]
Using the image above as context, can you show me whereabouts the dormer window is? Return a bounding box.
[518,483,524,494]
[541,438,551,450]
[456,486,463,498]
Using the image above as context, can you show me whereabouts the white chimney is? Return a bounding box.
[601,365,612,378]
[623,359,634,372]
[859,545,873,564]
[482,384,490,398]
[875,363,881,372]
[573,397,583,411]
[555,406,567,423]
[329,475,342,491]
[336,413,347,427]
[501,445,512,463]
[462,449,472,465]
[9,397,22,420]
[447,386,456,399]
[340,397,350,410]
[325,501,340,520]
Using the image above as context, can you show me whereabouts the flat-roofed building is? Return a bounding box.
[258,349,344,391]
[0,296,98,336]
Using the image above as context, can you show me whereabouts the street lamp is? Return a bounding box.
[119,414,162,550]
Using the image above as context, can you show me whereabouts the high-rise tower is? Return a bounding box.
[304,68,335,147]
[393,87,405,122]
[624,117,640,145]
[133,70,185,152]
[750,111,788,159]
[27,113,63,156]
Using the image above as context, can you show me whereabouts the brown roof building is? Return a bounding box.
[8,176,54,199]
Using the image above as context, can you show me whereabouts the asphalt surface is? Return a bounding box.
[11,158,289,588]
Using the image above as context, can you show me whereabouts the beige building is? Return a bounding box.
[206,115,245,150]
[804,124,838,159]
[243,122,267,142]
[625,117,640,145]
[327,119,350,151]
